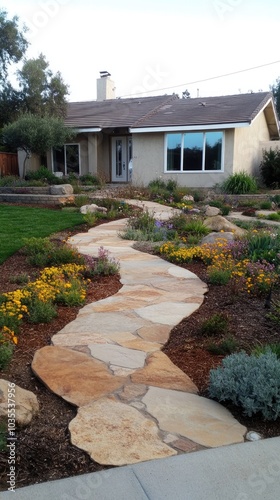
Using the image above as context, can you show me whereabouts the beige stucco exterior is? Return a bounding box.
[131,129,236,188]
[232,111,270,179]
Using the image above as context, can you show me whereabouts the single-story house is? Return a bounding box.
[43,74,280,188]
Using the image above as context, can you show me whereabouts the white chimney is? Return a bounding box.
[96,71,116,101]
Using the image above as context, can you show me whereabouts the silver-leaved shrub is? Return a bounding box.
[208,351,280,420]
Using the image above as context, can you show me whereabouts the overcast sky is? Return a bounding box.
[6,0,280,101]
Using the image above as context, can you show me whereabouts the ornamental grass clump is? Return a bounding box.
[208,351,280,420]
[221,171,258,194]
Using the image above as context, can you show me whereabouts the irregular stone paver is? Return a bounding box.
[137,325,171,344]
[118,384,147,402]
[32,199,247,466]
[131,352,198,393]
[32,346,126,407]
[117,338,162,352]
[142,387,247,448]
[135,301,201,325]
[69,398,176,465]
[88,344,147,369]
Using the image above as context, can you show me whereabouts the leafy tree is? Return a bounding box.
[0,9,28,82]
[270,77,280,119]
[0,83,22,128]
[17,53,69,118]
[2,114,73,177]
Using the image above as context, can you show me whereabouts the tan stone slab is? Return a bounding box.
[142,387,246,448]
[131,352,198,393]
[119,384,147,402]
[69,398,177,465]
[89,296,148,313]
[137,325,171,344]
[89,344,147,369]
[57,311,149,335]
[117,338,162,352]
[32,346,126,407]
[52,333,112,347]
[135,302,200,326]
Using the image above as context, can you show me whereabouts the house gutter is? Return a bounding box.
[74,127,102,133]
[130,123,250,133]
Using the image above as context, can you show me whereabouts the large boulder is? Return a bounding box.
[50,184,73,195]
[204,215,246,237]
[0,379,39,427]
[204,205,220,217]
[201,232,235,244]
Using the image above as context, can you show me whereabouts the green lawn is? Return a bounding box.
[0,205,85,264]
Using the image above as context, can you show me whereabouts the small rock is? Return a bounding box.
[246,431,263,441]
[0,379,39,427]
[182,195,194,202]
[80,204,107,214]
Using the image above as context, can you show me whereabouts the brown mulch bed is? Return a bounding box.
[1,223,280,490]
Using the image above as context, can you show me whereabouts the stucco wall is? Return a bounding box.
[132,130,235,188]
[233,112,270,178]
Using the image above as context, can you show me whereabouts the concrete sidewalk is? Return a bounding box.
[2,437,280,499]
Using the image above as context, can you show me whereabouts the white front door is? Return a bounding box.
[111,137,132,182]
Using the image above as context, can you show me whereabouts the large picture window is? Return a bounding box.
[52,144,80,175]
[166,131,223,172]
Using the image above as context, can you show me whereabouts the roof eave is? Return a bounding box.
[130,122,250,133]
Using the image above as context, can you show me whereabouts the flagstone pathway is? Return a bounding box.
[32,201,247,466]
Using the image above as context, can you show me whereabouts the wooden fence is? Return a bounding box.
[0,152,19,177]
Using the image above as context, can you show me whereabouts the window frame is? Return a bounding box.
[164,131,224,173]
[52,143,81,176]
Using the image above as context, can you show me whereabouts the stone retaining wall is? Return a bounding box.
[0,193,74,206]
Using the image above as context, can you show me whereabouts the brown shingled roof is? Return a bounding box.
[131,92,274,128]
[65,95,177,129]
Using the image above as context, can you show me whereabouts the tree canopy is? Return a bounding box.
[271,77,280,119]
[0,9,28,82]
[0,10,69,127]
[17,53,69,118]
[2,114,73,176]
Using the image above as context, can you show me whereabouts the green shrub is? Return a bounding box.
[252,344,280,359]
[246,230,280,264]
[206,336,238,355]
[270,194,280,207]
[260,148,280,188]
[207,268,232,285]
[259,201,272,210]
[55,279,86,307]
[79,174,102,186]
[0,342,14,370]
[25,166,60,185]
[209,200,231,216]
[0,175,26,187]
[208,351,280,420]
[9,273,30,285]
[266,212,280,221]
[74,195,91,207]
[221,172,258,194]
[184,219,209,236]
[199,313,228,337]
[23,237,84,267]
[28,298,57,323]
